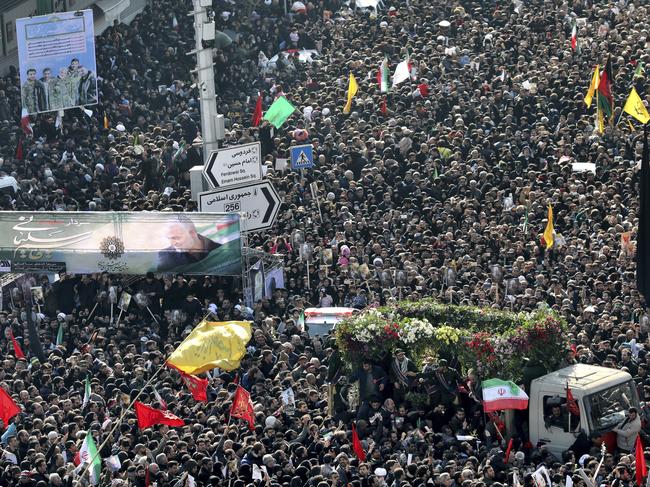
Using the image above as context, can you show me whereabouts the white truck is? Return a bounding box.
[527,364,639,458]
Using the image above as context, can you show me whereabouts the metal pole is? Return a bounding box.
[191,0,220,165]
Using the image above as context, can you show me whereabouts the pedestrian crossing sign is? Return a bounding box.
[290,144,314,170]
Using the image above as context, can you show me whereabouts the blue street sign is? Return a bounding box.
[290,144,314,170]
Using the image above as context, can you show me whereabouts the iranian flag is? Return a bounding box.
[74,431,102,485]
[481,379,529,412]
[570,21,578,51]
[377,58,389,93]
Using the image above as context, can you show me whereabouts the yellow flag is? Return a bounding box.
[584,65,599,108]
[167,321,252,374]
[623,87,650,124]
[543,204,554,249]
[343,73,358,114]
[628,119,636,132]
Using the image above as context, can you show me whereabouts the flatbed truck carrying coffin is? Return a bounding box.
[524,364,639,458]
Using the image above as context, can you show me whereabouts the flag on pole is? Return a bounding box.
[630,119,637,132]
[82,376,91,409]
[230,385,255,430]
[352,423,366,461]
[584,65,600,107]
[566,385,579,416]
[251,92,263,127]
[636,434,647,486]
[56,323,64,346]
[543,204,554,249]
[377,58,390,93]
[76,431,102,485]
[134,402,185,429]
[172,15,179,31]
[263,96,296,129]
[166,321,252,374]
[20,108,33,137]
[343,73,358,114]
[178,369,209,402]
[597,57,614,122]
[9,331,25,360]
[103,113,109,129]
[634,61,645,79]
[481,379,529,412]
[623,87,650,124]
[636,125,650,301]
[0,388,21,426]
[392,57,411,87]
[570,20,578,51]
[380,96,387,116]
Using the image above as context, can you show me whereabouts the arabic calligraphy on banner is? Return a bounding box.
[0,212,242,275]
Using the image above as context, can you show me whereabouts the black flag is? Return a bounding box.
[636,124,650,301]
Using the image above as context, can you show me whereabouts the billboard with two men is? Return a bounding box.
[0,212,241,275]
[16,10,97,114]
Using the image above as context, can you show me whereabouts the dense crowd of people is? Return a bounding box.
[0,0,649,485]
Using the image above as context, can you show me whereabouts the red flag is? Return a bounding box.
[251,92,263,127]
[230,385,255,431]
[15,139,23,161]
[504,438,514,463]
[145,464,151,487]
[0,388,21,427]
[566,382,580,416]
[637,434,647,486]
[179,370,208,402]
[134,401,185,430]
[9,331,25,360]
[418,83,429,97]
[352,423,366,461]
[380,96,387,116]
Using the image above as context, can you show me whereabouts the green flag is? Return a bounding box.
[133,133,140,146]
[263,96,296,129]
[56,324,63,346]
[634,62,645,79]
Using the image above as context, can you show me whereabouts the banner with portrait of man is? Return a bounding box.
[0,212,241,275]
[16,10,97,115]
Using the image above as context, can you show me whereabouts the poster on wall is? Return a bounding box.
[16,9,97,114]
[0,212,242,275]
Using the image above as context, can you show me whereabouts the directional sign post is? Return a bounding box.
[290,144,314,170]
[203,142,262,188]
[198,181,281,232]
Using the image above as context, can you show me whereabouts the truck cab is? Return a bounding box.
[529,364,639,459]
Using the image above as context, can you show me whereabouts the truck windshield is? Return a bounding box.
[586,380,638,432]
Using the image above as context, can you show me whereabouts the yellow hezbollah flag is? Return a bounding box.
[167,321,252,374]
[343,73,358,114]
[623,87,650,124]
[543,204,554,249]
[584,65,599,108]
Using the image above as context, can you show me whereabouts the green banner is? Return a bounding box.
[0,212,241,275]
